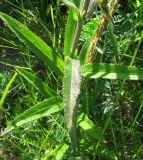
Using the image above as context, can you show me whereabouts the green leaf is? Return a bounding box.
[16,68,56,98]
[79,38,92,65]
[63,56,81,152]
[78,113,104,141]
[0,73,18,108]
[0,12,64,77]
[64,11,77,56]
[54,143,69,160]
[1,96,63,135]
[0,73,4,78]
[82,63,143,80]
[63,0,80,17]
[96,145,118,160]
[44,142,69,160]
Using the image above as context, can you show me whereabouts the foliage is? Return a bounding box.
[0,0,143,159]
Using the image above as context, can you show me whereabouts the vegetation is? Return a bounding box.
[0,0,143,159]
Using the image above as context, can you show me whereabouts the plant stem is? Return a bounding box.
[71,0,91,58]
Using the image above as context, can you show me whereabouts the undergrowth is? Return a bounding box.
[0,0,143,159]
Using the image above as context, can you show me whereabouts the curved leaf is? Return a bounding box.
[1,96,63,135]
[16,68,56,97]
[63,0,80,17]
[0,73,18,108]
[0,12,64,77]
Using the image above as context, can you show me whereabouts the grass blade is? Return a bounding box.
[82,63,143,80]
[63,0,80,17]
[16,68,56,97]
[0,12,64,77]
[64,11,77,56]
[1,96,63,135]
[0,72,17,108]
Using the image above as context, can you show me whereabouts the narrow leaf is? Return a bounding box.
[63,0,80,17]
[63,11,77,56]
[16,68,56,97]
[79,38,92,65]
[1,96,63,135]
[82,63,143,80]
[0,12,64,77]
[63,56,81,152]
[54,143,69,160]
[0,72,17,108]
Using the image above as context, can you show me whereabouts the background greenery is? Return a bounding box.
[0,0,143,159]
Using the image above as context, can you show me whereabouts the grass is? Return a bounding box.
[0,0,143,159]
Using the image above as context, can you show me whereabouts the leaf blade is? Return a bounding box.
[1,96,63,135]
[16,68,56,98]
[82,63,143,80]
[0,12,64,77]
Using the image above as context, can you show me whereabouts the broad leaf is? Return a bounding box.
[16,68,56,97]
[82,63,143,80]
[1,96,63,135]
[63,56,81,152]
[0,12,64,77]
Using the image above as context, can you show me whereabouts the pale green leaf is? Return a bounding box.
[63,56,81,152]
[78,113,104,141]
[82,63,143,80]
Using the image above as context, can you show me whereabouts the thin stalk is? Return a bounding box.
[130,32,143,66]
[71,0,91,58]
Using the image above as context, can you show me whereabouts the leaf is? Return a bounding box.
[63,56,81,152]
[16,68,56,98]
[0,73,4,78]
[54,143,69,160]
[78,113,104,141]
[79,38,92,65]
[0,73,18,108]
[62,0,80,17]
[1,96,63,135]
[0,12,64,77]
[96,145,118,160]
[63,11,77,56]
[82,63,143,80]
[44,142,69,160]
